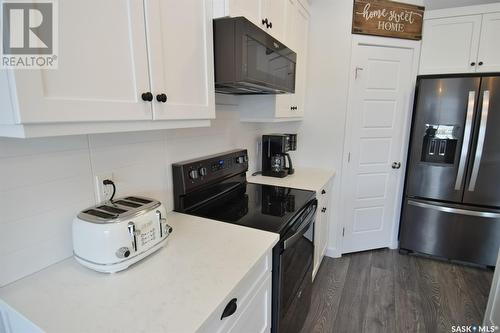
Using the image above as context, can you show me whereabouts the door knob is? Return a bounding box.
[392,162,401,169]
[141,92,153,102]
[156,93,167,103]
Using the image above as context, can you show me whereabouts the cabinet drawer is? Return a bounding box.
[197,251,272,333]
[227,274,271,333]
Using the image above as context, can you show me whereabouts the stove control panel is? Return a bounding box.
[172,149,249,195]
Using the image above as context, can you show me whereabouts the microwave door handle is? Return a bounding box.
[455,91,476,190]
[284,204,317,250]
[468,90,490,192]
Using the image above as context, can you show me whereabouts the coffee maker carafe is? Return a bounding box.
[262,134,296,178]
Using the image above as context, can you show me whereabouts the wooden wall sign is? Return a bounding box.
[352,0,424,40]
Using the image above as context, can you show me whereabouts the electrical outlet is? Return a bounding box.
[94,173,113,203]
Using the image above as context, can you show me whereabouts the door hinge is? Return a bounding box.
[342,227,345,237]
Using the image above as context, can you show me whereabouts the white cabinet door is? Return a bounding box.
[275,0,308,118]
[11,0,152,124]
[293,3,309,118]
[145,0,215,120]
[313,183,330,279]
[228,0,262,27]
[477,12,500,73]
[419,15,482,75]
[262,0,287,42]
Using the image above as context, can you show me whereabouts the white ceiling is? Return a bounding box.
[424,0,500,10]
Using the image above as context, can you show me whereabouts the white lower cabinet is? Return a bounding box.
[313,180,331,280]
[198,251,272,333]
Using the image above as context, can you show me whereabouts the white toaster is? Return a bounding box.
[72,196,172,273]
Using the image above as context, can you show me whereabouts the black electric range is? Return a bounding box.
[172,149,317,333]
[187,181,315,234]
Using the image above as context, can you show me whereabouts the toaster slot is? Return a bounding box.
[83,209,116,219]
[124,197,153,204]
[97,205,127,214]
[114,200,141,208]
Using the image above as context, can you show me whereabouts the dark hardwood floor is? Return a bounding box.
[301,249,494,333]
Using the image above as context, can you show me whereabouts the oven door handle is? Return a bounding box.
[284,203,317,250]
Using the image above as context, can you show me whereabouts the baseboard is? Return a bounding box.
[325,247,342,258]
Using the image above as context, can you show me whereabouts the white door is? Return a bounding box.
[262,0,287,42]
[145,0,215,120]
[341,41,415,254]
[484,248,500,327]
[12,0,152,123]
[419,15,482,75]
[477,12,500,73]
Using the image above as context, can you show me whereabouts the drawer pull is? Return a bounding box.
[221,298,238,320]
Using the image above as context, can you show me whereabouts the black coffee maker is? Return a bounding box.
[262,134,297,178]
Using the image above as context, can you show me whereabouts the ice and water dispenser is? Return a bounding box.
[420,124,459,164]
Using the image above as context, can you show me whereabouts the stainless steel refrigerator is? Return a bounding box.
[400,74,500,267]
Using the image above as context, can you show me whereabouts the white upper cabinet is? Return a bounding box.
[420,4,500,75]
[419,15,482,75]
[477,12,500,73]
[262,0,287,42]
[213,0,288,43]
[8,0,152,124]
[145,0,215,120]
[1,0,214,138]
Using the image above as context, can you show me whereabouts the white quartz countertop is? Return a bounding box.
[0,212,279,333]
[248,167,335,193]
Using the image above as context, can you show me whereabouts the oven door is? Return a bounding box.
[272,199,316,333]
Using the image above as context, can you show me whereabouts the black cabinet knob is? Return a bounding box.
[156,93,167,103]
[471,62,476,66]
[478,61,484,66]
[321,189,326,195]
[141,92,153,102]
[322,207,327,213]
[262,18,268,26]
[221,298,237,320]
[267,21,273,29]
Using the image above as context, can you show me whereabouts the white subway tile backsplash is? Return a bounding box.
[0,109,297,286]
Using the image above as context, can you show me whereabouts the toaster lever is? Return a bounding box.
[156,210,173,238]
[127,222,137,252]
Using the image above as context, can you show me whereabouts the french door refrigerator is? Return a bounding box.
[400,74,500,267]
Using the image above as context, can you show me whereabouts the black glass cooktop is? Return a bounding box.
[186,182,316,234]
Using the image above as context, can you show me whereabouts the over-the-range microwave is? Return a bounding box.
[213,17,297,95]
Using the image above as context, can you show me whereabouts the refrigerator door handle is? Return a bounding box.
[468,90,490,192]
[408,200,500,218]
[455,91,476,190]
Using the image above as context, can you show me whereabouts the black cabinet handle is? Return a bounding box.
[221,298,237,320]
[471,62,476,66]
[478,61,484,66]
[321,189,326,195]
[322,207,327,213]
[268,21,273,29]
[156,93,167,103]
[262,18,268,26]
[141,92,153,102]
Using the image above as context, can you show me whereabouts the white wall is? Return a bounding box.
[0,106,297,287]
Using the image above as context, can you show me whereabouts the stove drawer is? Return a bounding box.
[198,251,272,333]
